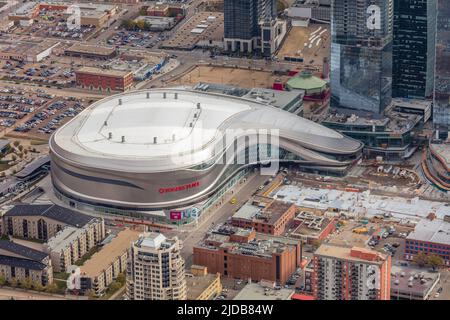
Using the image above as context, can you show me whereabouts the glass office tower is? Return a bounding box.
[434,0,450,138]
[224,0,276,54]
[331,0,394,114]
[392,0,436,100]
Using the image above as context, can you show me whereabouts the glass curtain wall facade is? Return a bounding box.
[331,0,394,114]
[434,0,450,138]
[223,0,276,54]
[224,0,259,41]
[392,0,436,100]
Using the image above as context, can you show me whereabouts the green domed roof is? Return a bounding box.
[286,72,327,91]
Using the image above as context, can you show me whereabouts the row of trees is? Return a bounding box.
[86,272,126,299]
[413,253,444,270]
[121,19,154,32]
[0,275,60,293]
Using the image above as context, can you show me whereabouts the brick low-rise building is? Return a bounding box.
[193,224,301,284]
[231,200,296,236]
[75,67,133,92]
[404,218,450,266]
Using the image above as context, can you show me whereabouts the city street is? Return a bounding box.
[180,171,269,268]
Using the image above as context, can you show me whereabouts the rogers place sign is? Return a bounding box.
[159,181,200,194]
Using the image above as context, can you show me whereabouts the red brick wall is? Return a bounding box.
[76,72,133,91]
[193,243,300,284]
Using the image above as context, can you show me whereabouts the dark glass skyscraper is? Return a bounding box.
[224,0,277,55]
[434,0,450,138]
[330,0,393,114]
[392,0,436,100]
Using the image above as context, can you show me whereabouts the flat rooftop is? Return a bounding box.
[45,226,86,252]
[0,39,59,56]
[162,12,223,49]
[292,211,332,237]
[186,273,219,300]
[324,107,421,133]
[391,98,432,111]
[391,265,440,298]
[76,66,131,77]
[194,83,304,111]
[65,43,116,56]
[315,244,388,264]
[232,203,261,221]
[407,219,450,246]
[234,283,294,300]
[80,229,141,278]
[198,224,297,259]
[273,185,450,221]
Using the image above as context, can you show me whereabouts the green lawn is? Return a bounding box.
[74,246,99,266]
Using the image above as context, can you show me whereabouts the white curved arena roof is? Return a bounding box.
[51,89,360,172]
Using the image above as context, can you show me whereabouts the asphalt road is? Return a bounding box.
[0,287,66,300]
[180,171,269,268]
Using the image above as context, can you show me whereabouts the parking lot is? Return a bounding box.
[1,59,75,88]
[106,30,165,49]
[0,87,55,131]
[15,9,96,40]
[13,97,86,140]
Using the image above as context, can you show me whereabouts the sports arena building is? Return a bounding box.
[49,89,363,223]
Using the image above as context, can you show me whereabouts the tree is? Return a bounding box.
[33,281,44,292]
[13,141,19,148]
[413,252,428,267]
[427,254,444,271]
[109,281,123,293]
[87,289,97,299]
[135,19,146,30]
[20,278,33,290]
[0,274,6,286]
[116,273,126,285]
[9,278,18,287]
[138,7,148,16]
[11,155,17,161]
[44,283,59,293]
[18,145,23,152]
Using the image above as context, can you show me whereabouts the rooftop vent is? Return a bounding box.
[163,92,167,99]
[121,136,125,143]
[104,120,108,126]
[118,98,122,105]
[153,137,157,144]
[146,92,150,99]
[197,103,201,109]
[174,93,178,99]
[108,132,112,140]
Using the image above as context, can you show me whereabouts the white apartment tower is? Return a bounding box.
[127,233,187,300]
